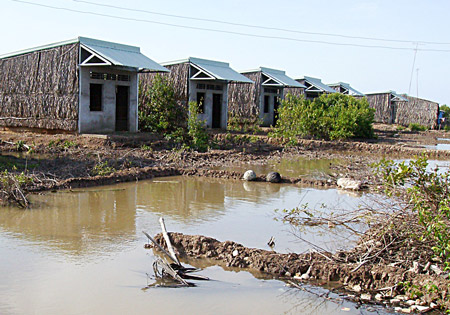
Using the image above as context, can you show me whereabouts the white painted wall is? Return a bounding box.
[189,80,228,129]
[260,87,283,127]
[78,66,138,133]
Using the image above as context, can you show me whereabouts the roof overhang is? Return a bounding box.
[78,37,168,72]
[164,57,253,83]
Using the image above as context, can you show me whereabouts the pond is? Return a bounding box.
[0,176,388,314]
[211,156,345,179]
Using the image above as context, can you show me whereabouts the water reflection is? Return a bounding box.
[0,177,372,257]
[0,186,138,255]
[212,157,344,179]
[0,176,390,314]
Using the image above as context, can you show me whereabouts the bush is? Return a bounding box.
[0,170,33,208]
[270,93,374,144]
[227,114,262,134]
[139,74,185,134]
[440,104,450,119]
[408,123,428,132]
[91,161,116,176]
[375,156,450,260]
[187,101,209,152]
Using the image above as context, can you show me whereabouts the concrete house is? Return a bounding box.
[0,36,168,133]
[228,67,306,127]
[327,82,365,97]
[296,76,336,100]
[366,91,439,128]
[140,57,253,129]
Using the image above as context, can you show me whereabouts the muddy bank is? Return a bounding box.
[0,125,448,195]
[154,232,449,312]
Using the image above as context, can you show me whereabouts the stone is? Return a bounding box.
[337,178,362,191]
[243,170,256,181]
[360,294,372,301]
[352,284,362,292]
[266,172,281,183]
[374,293,383,301]
[299,273,310,280]
[390,298,401,305]
[401,308,412,314]
[232,249,239,257]
[405,300,415,306]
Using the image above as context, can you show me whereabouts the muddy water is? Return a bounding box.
[0,177,386,314]
[212,157,344,179]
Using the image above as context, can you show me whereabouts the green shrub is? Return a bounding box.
[91,161,116,176]
[375,156,450,260]
[0,170,33,207]
[227,114,262,134]
[138,74,185,134]
[408,123,428,132]
[440,104,450,119]
[270,93,374,144]
[187,101,209,152]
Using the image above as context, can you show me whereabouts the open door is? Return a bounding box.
[273,96,280,126]
[115,86,129,131]
[212,93,222,128]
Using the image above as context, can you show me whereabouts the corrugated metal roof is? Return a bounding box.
[163,57,253,83]
[0,38,79,60]
[302,76,336,93]
[366,91,409,102]
[389,91,408,102]
[79,37,168,72]
[0,36,168,72]
[328,82,365,96]
[258,67,306,88]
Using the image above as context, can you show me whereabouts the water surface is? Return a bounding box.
[0,176,387,314]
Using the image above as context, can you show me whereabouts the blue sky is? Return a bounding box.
[1,0,449,105]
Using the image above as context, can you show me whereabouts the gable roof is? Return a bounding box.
[163,57,253,83]
[366,91,409,102]
[327,82,365,96]
[0,36,168,72]
[300,76,336,93]
[79,37,168,72]
[241,67,306,88]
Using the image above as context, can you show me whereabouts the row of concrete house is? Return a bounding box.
[0,37,441,134]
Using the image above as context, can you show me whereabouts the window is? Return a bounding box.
[197,92,205,114]
[264,87,280,94]
[89,72,130,82]
[263,95,270,113]
[90,83,102,111]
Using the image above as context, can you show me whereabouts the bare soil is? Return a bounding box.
[2,125,450,312]
[0,124,449,193]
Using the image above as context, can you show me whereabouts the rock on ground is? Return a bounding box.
[337,178,362,191]
[266,172,281,183]
[243,170,256,181]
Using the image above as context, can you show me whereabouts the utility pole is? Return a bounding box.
[416,68,419,98]
[408,42,419,95]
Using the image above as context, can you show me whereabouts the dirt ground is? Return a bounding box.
[2,124,450,312]
[0,123,449,193]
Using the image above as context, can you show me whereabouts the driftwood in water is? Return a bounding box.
[143,230,179,265]
[159,217,181,266]
[143,218,209,287]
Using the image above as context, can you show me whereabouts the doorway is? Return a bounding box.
[273,96,280,126]
[115,86,129,131]
[212,93,222,128]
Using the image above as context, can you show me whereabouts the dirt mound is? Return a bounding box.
[153,232,450,311]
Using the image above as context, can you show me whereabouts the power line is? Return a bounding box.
[9,0,450,53]
[72,0,450,46]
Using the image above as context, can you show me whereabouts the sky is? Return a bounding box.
[1,0,450,105]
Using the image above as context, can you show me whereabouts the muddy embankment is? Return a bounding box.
[154,232,449,313]
[2,128,449,193]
